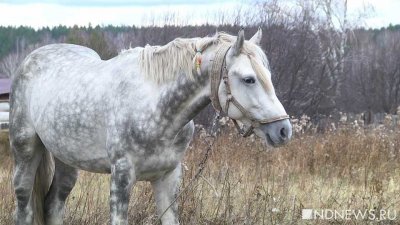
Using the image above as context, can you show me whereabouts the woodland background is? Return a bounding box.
[1,0,400,120]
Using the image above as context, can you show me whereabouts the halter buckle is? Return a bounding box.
[241,125,254,137]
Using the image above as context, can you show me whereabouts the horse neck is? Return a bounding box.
[156,45,218,137]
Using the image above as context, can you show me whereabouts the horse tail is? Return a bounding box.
[32,149,54,225]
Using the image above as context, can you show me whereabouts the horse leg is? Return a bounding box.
[104,126,136,225]
[109,155,136,225]
[44,158,78,225]
[11,130,48,225]
[151,164,182,225]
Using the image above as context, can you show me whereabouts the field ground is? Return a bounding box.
[1,125,400,225]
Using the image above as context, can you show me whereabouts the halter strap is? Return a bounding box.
[209,44,289,137]
[210,43,231,112]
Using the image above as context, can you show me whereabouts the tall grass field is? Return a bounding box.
[1,121,399,224]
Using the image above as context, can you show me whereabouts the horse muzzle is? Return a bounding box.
[258,119,292,147]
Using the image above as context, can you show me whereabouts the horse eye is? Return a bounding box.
[243,77,256,84]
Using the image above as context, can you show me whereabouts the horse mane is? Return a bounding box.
[138,32,271,87]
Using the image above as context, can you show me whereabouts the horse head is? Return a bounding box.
[208,29,292,147]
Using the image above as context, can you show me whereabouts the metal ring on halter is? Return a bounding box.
[209,44,289,137]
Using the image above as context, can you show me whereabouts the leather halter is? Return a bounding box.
[209,43,290,137]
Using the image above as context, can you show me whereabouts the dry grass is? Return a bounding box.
[1,126,400,225]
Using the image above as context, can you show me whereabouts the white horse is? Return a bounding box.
[10,29,292,225]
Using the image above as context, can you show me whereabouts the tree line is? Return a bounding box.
[0,0,399,118]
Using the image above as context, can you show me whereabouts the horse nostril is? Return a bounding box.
[280,127,287,139]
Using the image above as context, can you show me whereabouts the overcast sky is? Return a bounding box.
[0,0,399,29]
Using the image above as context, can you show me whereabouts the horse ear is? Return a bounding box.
[232,29,245,56]
[249,27,262,45]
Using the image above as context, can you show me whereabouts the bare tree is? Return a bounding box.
[0,37,34,78]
